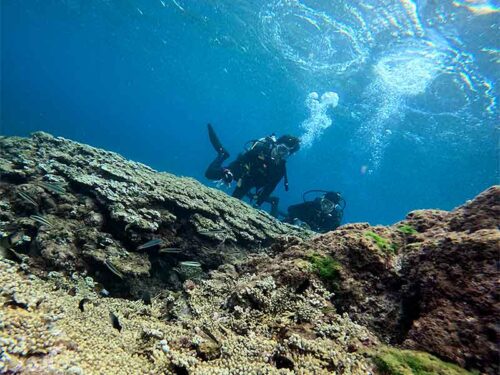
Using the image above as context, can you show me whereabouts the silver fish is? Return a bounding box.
[198,229,227,235]
[18,191,38,207]
[104,260,124,279]
[137,239,163,250]
[180,261,201,268]
[158,248,182,254]
[30,215,53,228]
[38,181,66,194]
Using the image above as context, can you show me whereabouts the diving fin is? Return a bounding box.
[207,123,230,159]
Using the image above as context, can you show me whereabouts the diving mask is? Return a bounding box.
[320,197,335,214]
[271,143,291,160]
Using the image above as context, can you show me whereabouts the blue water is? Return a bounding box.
[2,0,498,224]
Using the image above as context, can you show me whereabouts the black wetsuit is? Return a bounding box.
[286,199,341,233]
[205,140,287,206]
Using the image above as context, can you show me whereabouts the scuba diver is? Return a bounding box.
[284,190,346,233]
[204,123,300,208]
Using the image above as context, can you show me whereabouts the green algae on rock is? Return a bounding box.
[238,187,499,374]
[364,230,398,254]
[308,253,342,289]
[396,224,418,236]
[372,347,476,375]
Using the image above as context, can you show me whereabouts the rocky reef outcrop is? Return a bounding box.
[0,132,307,297]
[0,133,497,374]
[252,186,499,373]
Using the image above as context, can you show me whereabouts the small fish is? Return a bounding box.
[198,229,227,235]
[17,191,38,207]
[137,8,143,15]
[109,312,122,332]
[30,215,53,228]
[79,298,90,312]
[35,298,44,309]
[180,261,202,268]
[104,260,124,279]
[201,326,220,344]
[37,181,66,194]
[158,247,182,254]
[142,291,152,306]
[137,239,163,250]
[160,0,166,7]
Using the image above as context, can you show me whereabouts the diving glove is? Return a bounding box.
[222,169,234,184]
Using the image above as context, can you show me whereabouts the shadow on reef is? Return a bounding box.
[0,133,498,374]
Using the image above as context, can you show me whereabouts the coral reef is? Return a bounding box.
[0,132,308,297]
[0,257,377,374]
[0,133,497,374]
[250,187,499,373]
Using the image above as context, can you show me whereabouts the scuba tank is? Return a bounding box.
[244,134,277,154]
[243,134,290,191]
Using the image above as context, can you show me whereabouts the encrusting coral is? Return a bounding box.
[0,257,377,374]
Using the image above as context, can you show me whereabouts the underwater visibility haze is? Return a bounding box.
[1,0,499,224]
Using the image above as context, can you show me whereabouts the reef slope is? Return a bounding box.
[0,132,306,295]
[0,133,498,374]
